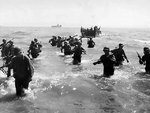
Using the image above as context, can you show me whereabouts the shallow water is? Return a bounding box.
[0,27,150,113]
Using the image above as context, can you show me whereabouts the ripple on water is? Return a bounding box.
[132,79,150,96]
[132,72,150,96]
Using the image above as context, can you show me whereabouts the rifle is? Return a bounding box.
[72,35,78,38]
[6,38,14,44]
[0,67,7,75]
[136,51,143,64]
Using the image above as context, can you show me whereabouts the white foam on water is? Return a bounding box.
[33,72,49,80]
[23,88,36,100]
[29,72,70,94]
[56,51,64,57]
[64,58,72,64]
[64,55,73,58]
[111,69,132,80]
[0,70,7,78]
[0,76,15,96]
[35,52,46,60]
[81,59,91,63]
[64,58,91,65]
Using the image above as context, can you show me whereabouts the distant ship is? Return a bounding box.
[51,24,62,28]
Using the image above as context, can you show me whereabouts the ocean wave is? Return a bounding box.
[11,31,30,36]
[134,39,150,43]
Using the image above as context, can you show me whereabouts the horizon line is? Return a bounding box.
[0,25,150,29]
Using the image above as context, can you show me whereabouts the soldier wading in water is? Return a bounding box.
[1,47,34,96]
[93,47,116,78]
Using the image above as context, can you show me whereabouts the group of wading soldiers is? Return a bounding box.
[0,38,42,97]
[49,35,150,78]
[49,35,86,64]
[49,35,96,64]
[0,36,149,97]
[27,38,42,59]
[94,44,150,78]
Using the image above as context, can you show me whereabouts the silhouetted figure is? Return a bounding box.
[4,41,14,58]
[61,41,73,55]
[72,43,86,65]
[0,39,7,57]
[28,39,42,59]
[33,38,42,50]
[93,47,116,78]
[87,38,95,48]
[111,43,129,66]
[49,36,57,46]
[68,36,75,46]
[3,41,15,77]
[139,47,150,73]
[73,38,81,46]
[56,36,63,48]
[1,47,34,96]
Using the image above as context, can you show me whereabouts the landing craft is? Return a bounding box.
[80,26,101,38]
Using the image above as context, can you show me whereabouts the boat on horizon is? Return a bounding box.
[51,24,62,28]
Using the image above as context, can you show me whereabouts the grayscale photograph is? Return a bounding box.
[0,0,150,113]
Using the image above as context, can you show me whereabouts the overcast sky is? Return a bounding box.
[0,0,150,28]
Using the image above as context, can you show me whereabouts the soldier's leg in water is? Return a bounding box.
[15,79,24,96]
[78,56,81,63]
[7,67,11,77]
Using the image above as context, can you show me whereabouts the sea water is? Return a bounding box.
[0,27,150,113]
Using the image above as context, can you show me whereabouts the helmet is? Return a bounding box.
[9,40,13,44]
[2,39,6,42]
[34,38,38,42]
[64,41,68,44]
[13,47,21,55]
[119,43,124,47]
[144,47,149,52]
[103,47,110,52]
